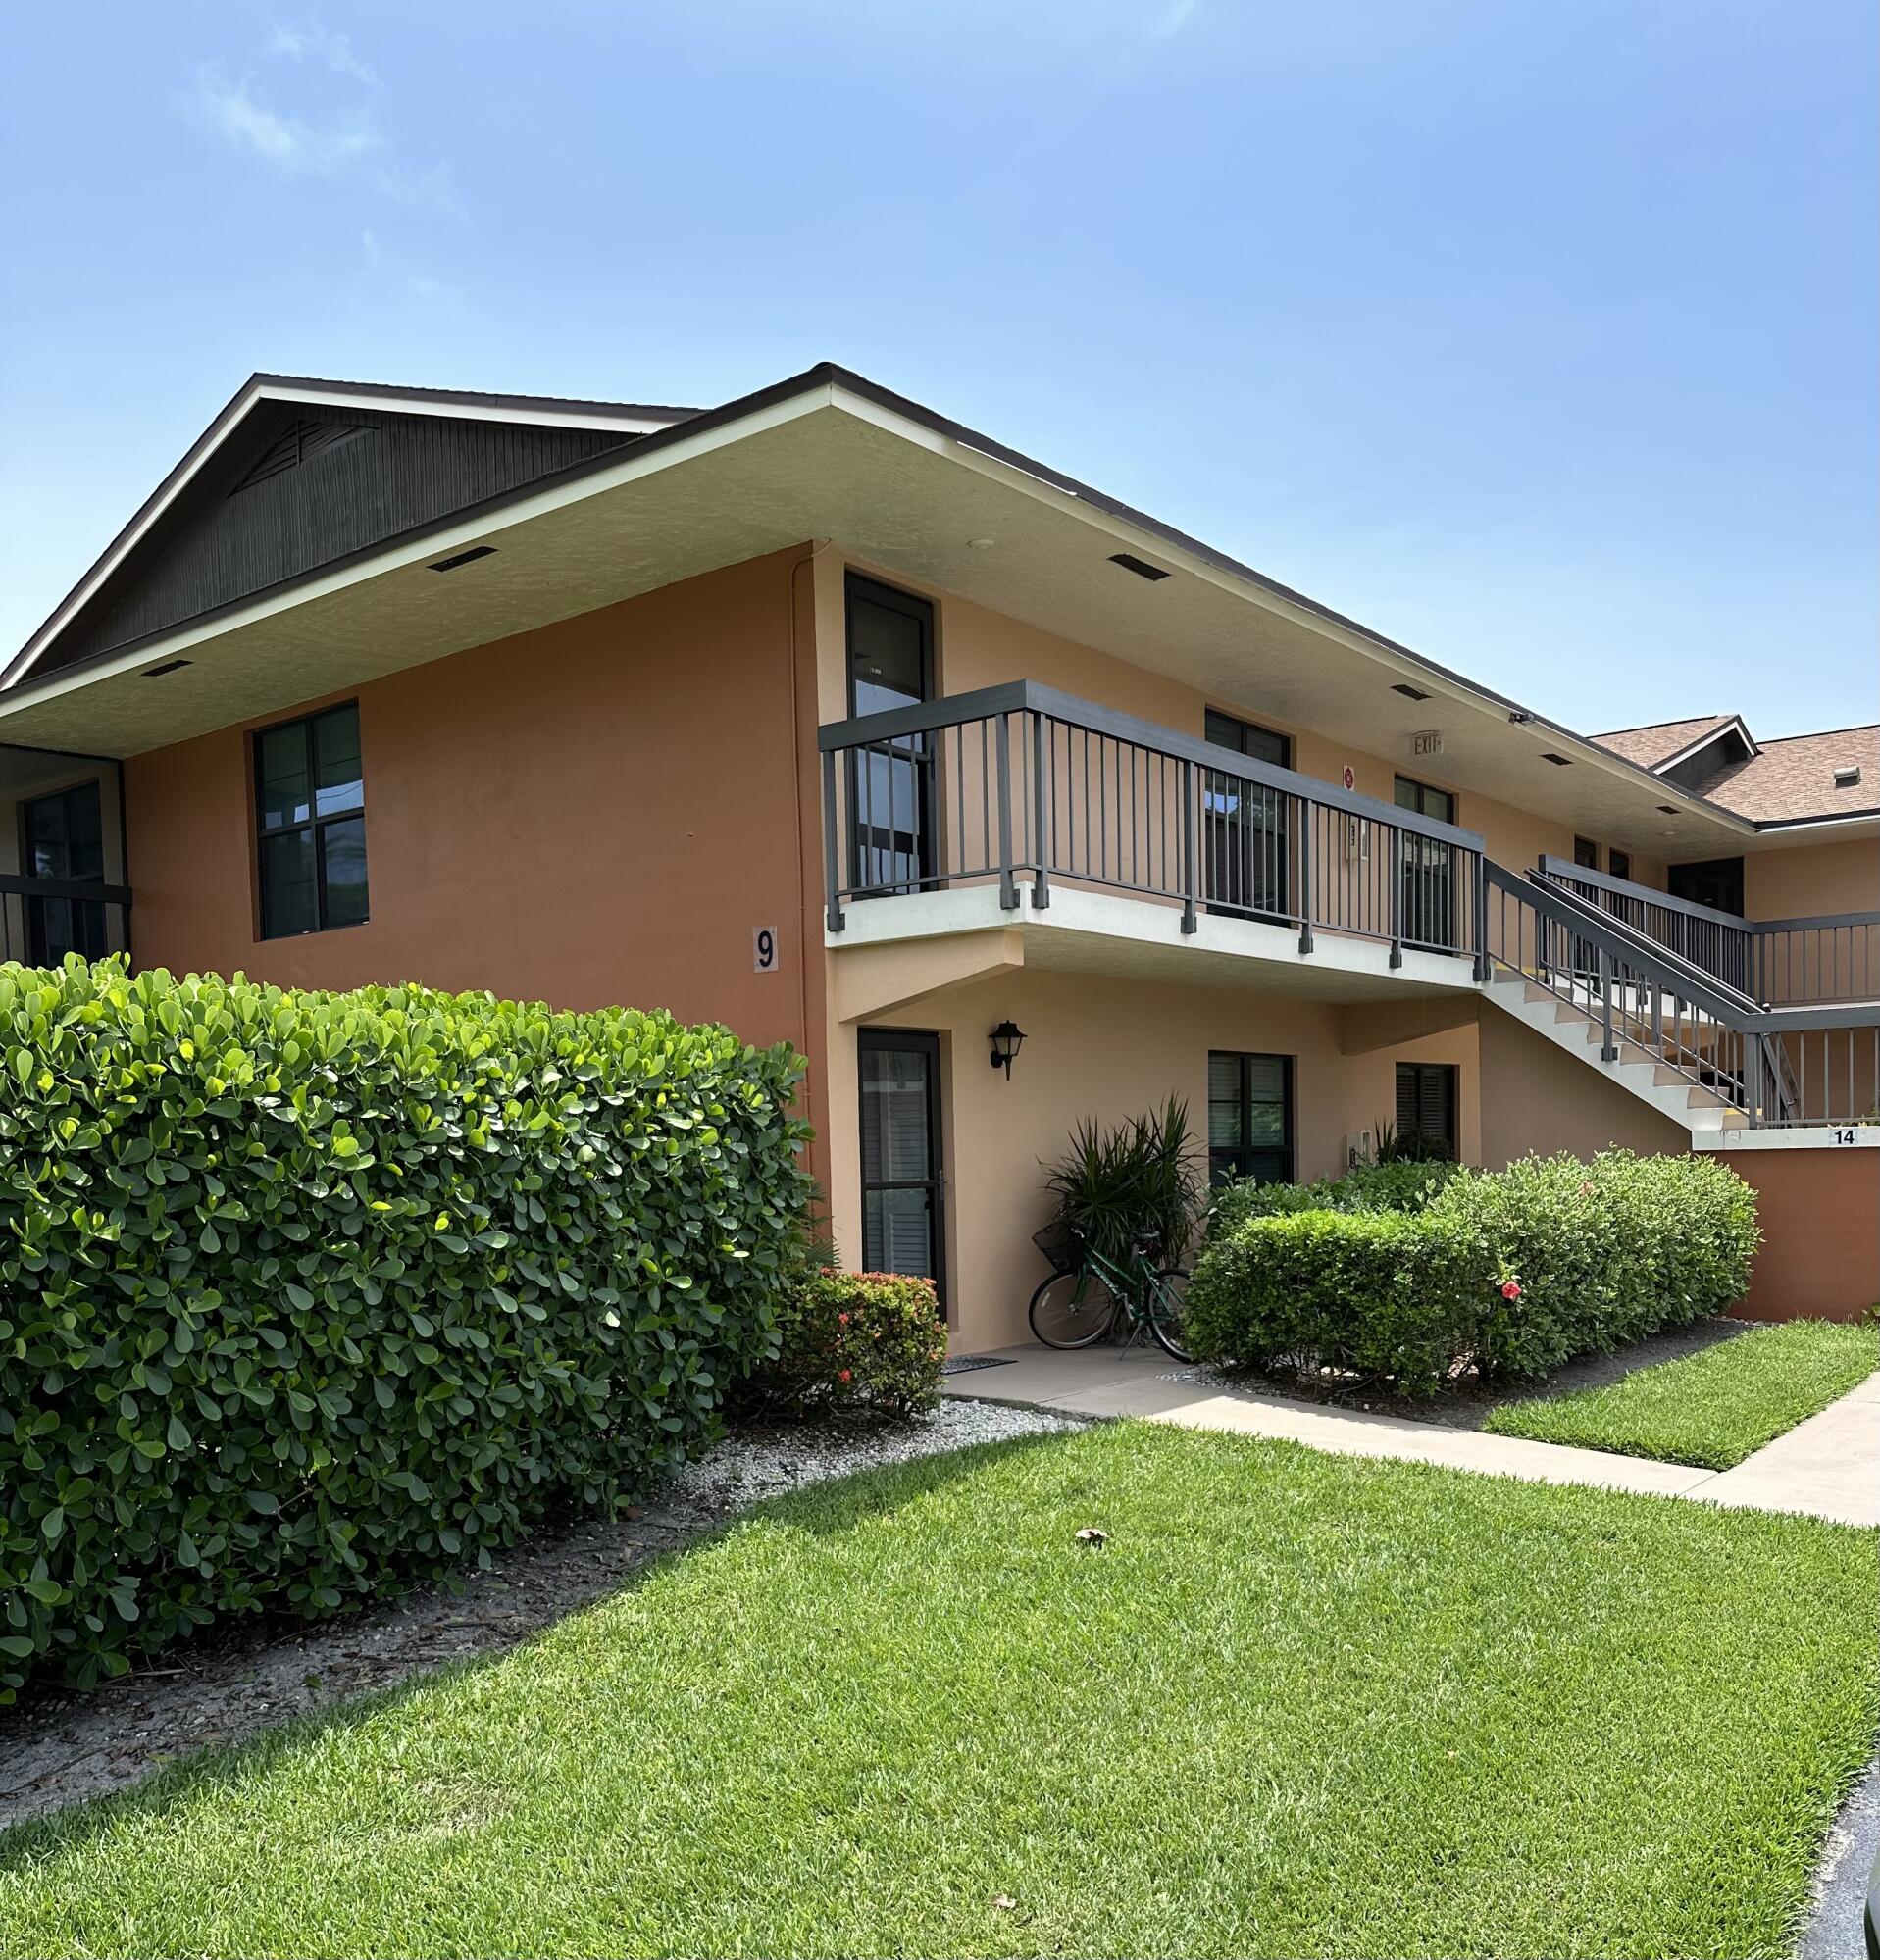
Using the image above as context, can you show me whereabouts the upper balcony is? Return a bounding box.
[818,680,1488,1000]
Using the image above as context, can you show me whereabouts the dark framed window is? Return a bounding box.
[1608,848,1632,882]
[1208,1051,1293,1185]
[1393,776,1459,951]
[1202,709,1292,919]
[1395,1062,1458,1159]
[1394,775,1456,825]
[21,780,107,964]
[1573,835,1600,871]
[844,575,937,896]
[253,701,369,938]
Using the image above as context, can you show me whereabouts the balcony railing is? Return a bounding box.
[0,874,132,969]
[1536,854,1880,1009]
[819,680,1487,968]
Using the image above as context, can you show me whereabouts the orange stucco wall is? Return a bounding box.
[123,547,838,1180]
[1475,1004,1691,1166]
[1721,1147,1880,1321]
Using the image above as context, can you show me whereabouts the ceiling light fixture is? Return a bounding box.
[430,544,497,574]
[967,537,996,551]
[1108,552,1169,581]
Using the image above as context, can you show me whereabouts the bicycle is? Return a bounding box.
[1027,1223,1194,1361]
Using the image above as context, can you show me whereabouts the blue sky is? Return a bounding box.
[2,0,1873,737]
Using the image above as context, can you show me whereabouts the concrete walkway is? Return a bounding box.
[944,1346,1879,1526]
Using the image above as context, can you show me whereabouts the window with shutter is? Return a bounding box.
[1395,1062,1457,1159]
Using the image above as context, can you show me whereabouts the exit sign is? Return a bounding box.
[1412,730,1444,757]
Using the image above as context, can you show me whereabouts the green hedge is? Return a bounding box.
[1187,1151,1758,1395]
[738,1271,949,1419]
[1207,1159,1461,1237]
[0,958,812,1699]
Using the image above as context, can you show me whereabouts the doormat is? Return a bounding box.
[940,1354,1017,1376]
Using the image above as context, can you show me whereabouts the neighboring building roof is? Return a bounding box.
[1593,715,1735,769]
[1593,713,1878,825]
[1695,725,1880,825]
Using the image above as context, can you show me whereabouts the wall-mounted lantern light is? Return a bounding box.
[989,1020,1026,1079]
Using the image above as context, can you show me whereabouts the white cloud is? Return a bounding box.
[269,25,380,86]
[190,32,464,222]
[193,65,380,175]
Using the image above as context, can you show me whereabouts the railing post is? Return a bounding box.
[993,712,1019,911]
[822,748,845,933]
[1601,948,1616,1060]
[1471,852,1489,980]
[1179,758,1197,933]
[1296,796,1314,954]
[1030,712,1050,911]
[1745,1028,1762,1126]
[1388,826,1403,968]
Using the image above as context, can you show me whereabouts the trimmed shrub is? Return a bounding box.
[0,958,812,1698]
[739,1271,948,1418]
[1207,1159,1461,1238]
[1187,1150,1758,1395]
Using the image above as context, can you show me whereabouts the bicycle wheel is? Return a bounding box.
[1146,1268,1194,1361]
[1028,1269,1118,1349]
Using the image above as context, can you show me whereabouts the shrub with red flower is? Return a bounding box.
[1500,1279,1522,1301]
[738,1270,947,1419]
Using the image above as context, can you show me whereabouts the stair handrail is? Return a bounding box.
[1486,862,1761,1024]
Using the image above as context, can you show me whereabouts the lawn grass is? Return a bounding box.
[0,1423,1873,1959]
[1483,1318,1880,1470]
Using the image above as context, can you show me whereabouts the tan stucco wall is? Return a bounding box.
[1742,839,1879,921]
[1475,1001,1690,1167]
[822,961,1479,1351]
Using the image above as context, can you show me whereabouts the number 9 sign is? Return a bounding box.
[752,927,779,973]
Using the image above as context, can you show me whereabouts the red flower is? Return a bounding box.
[1501,1280,1522,1300]
[838,1369,852,1383]
[837,1311,850,1326]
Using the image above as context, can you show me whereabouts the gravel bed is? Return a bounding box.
[0,1397,1084,1834]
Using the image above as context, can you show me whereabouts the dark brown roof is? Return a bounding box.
[1697,726,1880,824]
[1593,715,1734,768]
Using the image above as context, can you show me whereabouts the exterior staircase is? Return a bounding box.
[1480,969,1748,1138]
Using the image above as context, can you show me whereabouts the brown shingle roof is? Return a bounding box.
[1592,715,1733,768]
[1698,726,1880,824]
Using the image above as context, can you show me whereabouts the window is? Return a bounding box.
[1208,1051,1292,1184]
[253,702,368,938]
[21,780,107,963]
[845,576,936,895]
[1573,835,1600,871]
[1395,1062,1458,1160]
[1608,848,1632,882]
[1393,776,1459,950]
[1393,775,1455,825]
[1203,710,1292,918]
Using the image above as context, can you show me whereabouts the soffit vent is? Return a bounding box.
[229,419,370,496]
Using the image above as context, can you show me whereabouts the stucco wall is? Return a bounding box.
[1475,1000,1690,1167]
[123,545,822,1047]
[1722,1147,1880,1322]
[823,961,1479,1351]
[1742,839,1878,921]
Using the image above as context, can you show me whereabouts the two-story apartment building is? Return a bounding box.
[1,363,1874,1339]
